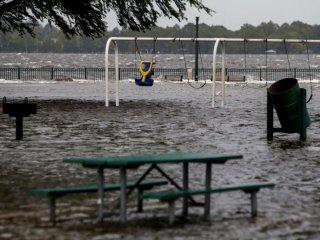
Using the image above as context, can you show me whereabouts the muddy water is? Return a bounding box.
[1,52,319,68]
[0,80,320,239]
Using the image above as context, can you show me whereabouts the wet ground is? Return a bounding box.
[0,80,320,239]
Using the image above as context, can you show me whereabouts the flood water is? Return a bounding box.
[1,52,320,69]
[0,54,320,239]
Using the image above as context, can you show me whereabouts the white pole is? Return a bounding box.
[212,39,220,108]
[221,41,226,107]
[115,41,119,106]
[104,38,113,107]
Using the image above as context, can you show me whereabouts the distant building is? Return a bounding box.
[265,49,277,54]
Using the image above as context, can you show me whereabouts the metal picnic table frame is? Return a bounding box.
[63,152,243,222]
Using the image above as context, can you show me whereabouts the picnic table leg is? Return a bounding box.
[137,188,143,212]
[120,166,127,222]
[126,164,156,198]
[204,162,212,220]
[182,162,189,217]
[97,167,104,223]
[126,164,156,213]
[250,190,258,217]
[49,197,56,224]
[154,164,201,206]
[168,200,176,225]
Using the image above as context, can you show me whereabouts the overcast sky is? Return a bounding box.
[107,0,320,30]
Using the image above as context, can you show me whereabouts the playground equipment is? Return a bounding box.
[105,37,222,107]
[105,37,319,107]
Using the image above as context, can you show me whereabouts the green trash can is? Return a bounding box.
[268,78,310,133]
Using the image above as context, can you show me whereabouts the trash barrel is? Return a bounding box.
[268,78,310,133]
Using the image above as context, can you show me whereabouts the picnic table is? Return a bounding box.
[63,151,243,223]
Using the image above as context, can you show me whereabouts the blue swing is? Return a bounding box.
[135,61,154,86]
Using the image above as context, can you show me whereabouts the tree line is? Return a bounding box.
[1,21,320,54]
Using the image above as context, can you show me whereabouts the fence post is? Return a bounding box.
[18,67,20,80]
[259,68,262,81]
[51,68,54,80]
[84,68,87,80]
[294,68,296,79]
[265,68,268,82]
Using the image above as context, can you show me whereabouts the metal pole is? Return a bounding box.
[300,88,307,141]
[195,17,199,82]
[182,162,189,217]
[115,41,119,106]
[97,167,104,222]
[16,116,23,140]
[221,42,226,107]
[120,167,127,222]
[250,191,258,217]
[49,197,56,224]
[204,162,212,220]
[212,38,221,108]
[267,91,274,141]
[105,38,111,107]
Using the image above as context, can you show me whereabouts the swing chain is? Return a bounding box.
[134,37,143,62]
[265,38,268,86]
[179,39,206,89]
[283,39,313,103]
[243,38,248,83]
[283,39,294,78]
[192,40,206,89]
[199,42,205,78]
[135,37,157,62]
[152,37,157,63]
[305,39,313,103]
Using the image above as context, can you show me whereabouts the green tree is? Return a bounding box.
[0,0,212,38]
[1,19,320,53]
[258,21,280,38]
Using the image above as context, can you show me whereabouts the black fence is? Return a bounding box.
[0,67,105,81]
[0,67,319,81]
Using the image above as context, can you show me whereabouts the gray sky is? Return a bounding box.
[107,0,320,30]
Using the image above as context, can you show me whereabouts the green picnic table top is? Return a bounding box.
[63,152,243,168]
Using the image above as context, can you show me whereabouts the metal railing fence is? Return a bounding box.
[0,67,319,81]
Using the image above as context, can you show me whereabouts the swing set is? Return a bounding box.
[105,37,318,107]
[241,38,314,99]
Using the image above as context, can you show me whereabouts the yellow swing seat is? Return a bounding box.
[135,61,154,86]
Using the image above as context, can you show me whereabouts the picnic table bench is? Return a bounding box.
[142,182,275,224]
[29,179,168,224]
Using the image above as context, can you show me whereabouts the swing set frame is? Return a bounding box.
[105,37,319,108]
